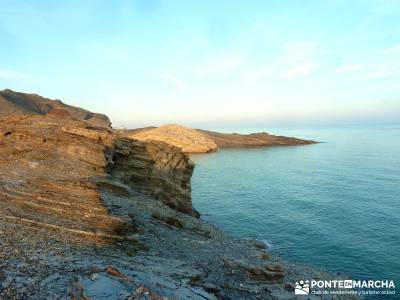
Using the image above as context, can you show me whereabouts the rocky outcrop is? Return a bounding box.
[128,124,316,153]
[199,129,317,148]
[108,138,199,217]
[59,123,198,216]
[0,115,198,229]
[0,89,111,127]
[127,124,218,153]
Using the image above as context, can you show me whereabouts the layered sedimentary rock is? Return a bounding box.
[128,124,316,153]
[109,138,198,217]
[0,115,198,236]
[0,89,111,127]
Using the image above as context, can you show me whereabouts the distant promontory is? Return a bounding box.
[123,124,316,153]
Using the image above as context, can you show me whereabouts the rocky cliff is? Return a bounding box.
[0,115,197,223]
[0,92,350,300]
[109,138,199,217]
[0,89,111,127]
[0,114,347,300]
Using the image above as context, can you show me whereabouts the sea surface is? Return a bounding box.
[191,126,400,295]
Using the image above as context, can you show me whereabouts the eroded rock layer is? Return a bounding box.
[109,138,198,217]
[0,115,198,239]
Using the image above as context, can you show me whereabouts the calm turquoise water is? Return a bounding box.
[191,126,400,293]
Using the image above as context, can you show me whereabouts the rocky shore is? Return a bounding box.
[0,90,354,299]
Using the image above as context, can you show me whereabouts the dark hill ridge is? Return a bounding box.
[0,89,111,127]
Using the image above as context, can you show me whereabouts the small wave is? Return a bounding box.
[262,240,274,251]
[244,238,275,251]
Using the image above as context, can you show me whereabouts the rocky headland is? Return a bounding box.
[0,90,352,300]
[125,124,316,153]
[198,129,316,149]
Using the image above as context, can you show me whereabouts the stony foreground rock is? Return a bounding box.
[0,115,356,299]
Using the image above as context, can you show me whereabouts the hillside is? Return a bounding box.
[128,124,219,153]
[0,89,111,127]
[128,124,316,153]
[199,129,316,148]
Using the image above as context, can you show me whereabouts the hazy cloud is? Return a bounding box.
[241,66,272,85]
[278,42,318,65]
[0,69,37,80]
[166,74,188,91]
[383,44,400,55]
[277,63,319,79]
[336,65,361,73]
[358,70,394,80]
[196,56,242,76]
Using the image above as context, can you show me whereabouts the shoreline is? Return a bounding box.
[0,115,354,299]
[123,123,317,154]
[188,141,322,155]
[0,90,359,299]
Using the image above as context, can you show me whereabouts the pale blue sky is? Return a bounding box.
[1,0,399,128]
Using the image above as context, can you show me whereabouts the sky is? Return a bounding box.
[0,0,400,128]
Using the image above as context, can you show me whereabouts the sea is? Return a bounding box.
[190,125,400,298]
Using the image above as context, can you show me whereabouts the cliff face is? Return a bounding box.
[0,115,198,236]
[0,89,111,127]
[109,138,199,217]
